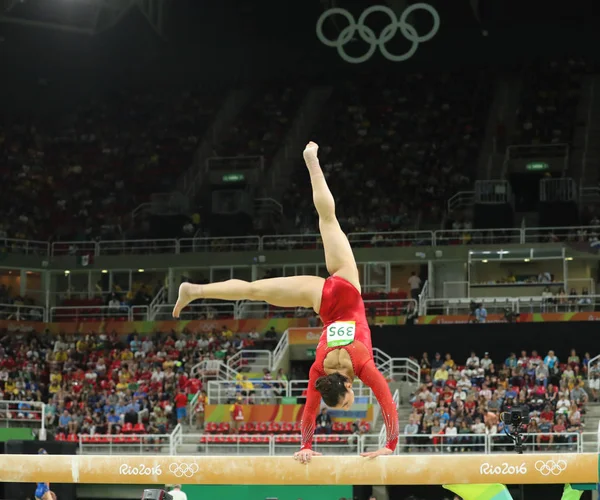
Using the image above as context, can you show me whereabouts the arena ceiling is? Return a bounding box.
[0,0,167,36]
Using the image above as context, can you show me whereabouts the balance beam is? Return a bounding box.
[0,454,596,485]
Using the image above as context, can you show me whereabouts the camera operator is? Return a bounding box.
[470,302,487,323]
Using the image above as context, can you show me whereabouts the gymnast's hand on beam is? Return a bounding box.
[360,447,393,459]
[293,449,322,464]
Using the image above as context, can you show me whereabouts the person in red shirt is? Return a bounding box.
[174,390,188,424]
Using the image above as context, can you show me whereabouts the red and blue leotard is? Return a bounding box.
[300,276,399,451]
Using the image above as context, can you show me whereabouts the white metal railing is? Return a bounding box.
[207,379,289,404]
[8,225,600,257]
[152,302,237,320]
[363,299,416,316]
[434,228,522,245]
[0,238,49,255]
[191,359,239,382]
[424,294,599,316]
[227,350,273,374]
[288,379,375,403]
[50,305,135,321]
[166,432,592,456]
[179,236,261,253]
[0,303,45,321]
[130,305,150,320]
[0,400,45,435]
[418,280,429,316]
[272,330,289,374]
[148,286,167,320]
[78,432,173,455]
[372,349,420,383]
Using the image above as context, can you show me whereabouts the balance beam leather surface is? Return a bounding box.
[0,454,596,485]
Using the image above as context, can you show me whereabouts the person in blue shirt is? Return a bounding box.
[475,303,487,323]
[504,353,517,370]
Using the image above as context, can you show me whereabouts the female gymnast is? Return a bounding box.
[173,141,399,463]
[34,449,57,500]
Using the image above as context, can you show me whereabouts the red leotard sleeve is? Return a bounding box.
[300,363,324,450]
[357,359,399,451]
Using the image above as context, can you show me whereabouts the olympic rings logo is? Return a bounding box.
[316,4,440,64]
[534,460,567,476]
[169,462,200,478]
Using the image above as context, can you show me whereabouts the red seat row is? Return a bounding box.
[55,432,150,444]
[199,435,348,444]
[204,421,370,434]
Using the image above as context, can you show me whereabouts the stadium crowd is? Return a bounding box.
[406,349,593,452]
[0,326,280,440]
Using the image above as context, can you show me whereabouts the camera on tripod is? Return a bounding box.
[141,490,172,500]
[500,406,529,454]
[500,406,530,427]
[502,307,520,323]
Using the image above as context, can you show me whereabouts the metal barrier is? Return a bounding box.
[227,350,273,374]
[424,294,600,316]
[434,228,522,245]
[364,299,416,316]
[97,239,179,255]
[0,238,49,255]
[206,379,288,404]
[50,305,133,322]
[51,241,99,257]
[152,302,237,321]
[8,224,600,257]
[0,303,45,321]
[180,236,261,253]
[261,234,322,251]
[372,350,420,383]
[130,305,150,321]
[164,431,591,456]
[288,379,375,403]
[523,225,600,243]
[78,433,173,455]
[347,231,434,247]
[0,400,45,436]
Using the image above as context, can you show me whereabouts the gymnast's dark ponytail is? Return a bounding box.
[315,372,348,407]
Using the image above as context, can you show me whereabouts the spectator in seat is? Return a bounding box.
[434,365,449,387]
[570,380,588,407]
[408,272,421,301]
[107,408,120,434]
[444,420,458,452]
[535,362,549,388]
[552,416,567,448]
[403,417,419,452]
[315,408,332,435]
[419,353,431,377]
[58,410,72,435]
[431,352,444,372]
[474,303,487,323]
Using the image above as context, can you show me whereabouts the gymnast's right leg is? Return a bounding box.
[172,276,324,318]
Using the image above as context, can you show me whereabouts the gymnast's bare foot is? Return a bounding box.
[173,282,198,318]
[303,141,319,165]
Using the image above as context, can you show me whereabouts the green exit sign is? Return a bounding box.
[222,173,245,182]
[306,349,316,358]
[526,162,549,171]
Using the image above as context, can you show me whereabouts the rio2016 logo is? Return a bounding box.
[119,464,162,476]
[479,463,528,475]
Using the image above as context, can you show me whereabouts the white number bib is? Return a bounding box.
[326,321,356,348]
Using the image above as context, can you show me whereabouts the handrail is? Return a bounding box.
[7,224,600,257]
[426,294,600,316]
[50,305,134,321]
[0,303,45,321]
